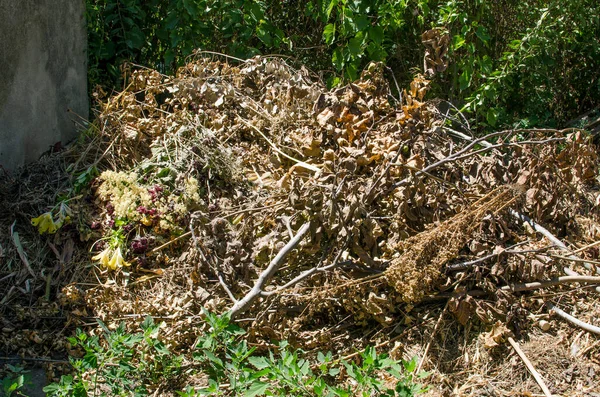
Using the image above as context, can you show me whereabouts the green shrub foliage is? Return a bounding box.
[86,0,600,130]
[44,313,428,396]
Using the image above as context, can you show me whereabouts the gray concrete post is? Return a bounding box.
[0,0,88,171]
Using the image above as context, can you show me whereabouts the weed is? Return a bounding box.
[45,312,428,396]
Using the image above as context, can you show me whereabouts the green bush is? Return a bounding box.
[1,364,29,397]
[86,0,600,131]
[434,0,600,129]
[43,317,183,396]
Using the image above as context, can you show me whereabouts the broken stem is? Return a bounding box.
[500,276,600,292]
[229,222,311,318]
[507,336,553,397]
[547,303,600,335]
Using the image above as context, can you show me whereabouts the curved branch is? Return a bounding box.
[547,303,600,335]
[228,222,311,318]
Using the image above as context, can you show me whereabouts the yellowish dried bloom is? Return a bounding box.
[31,212,59,234]
[91,247,112,268]
[184,177,201,203]
[107,247,130,270]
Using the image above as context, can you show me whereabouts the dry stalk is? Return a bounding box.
[500,276,600,292]
[547,303,600,335]
[385,186,518,302]
[229,222,311,318]
[507,336,553,397]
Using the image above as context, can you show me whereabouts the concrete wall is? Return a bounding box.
[0,0,88,171]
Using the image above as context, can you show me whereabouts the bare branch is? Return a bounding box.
[509,209,600,291]
[391,128,561,190]
[262,244,351,297]
[500,276,600,292]
[547,303,600,335]
[229,222,311,318]
[508,336,553,397]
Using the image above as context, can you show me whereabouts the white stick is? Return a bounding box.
[229,222,311,318]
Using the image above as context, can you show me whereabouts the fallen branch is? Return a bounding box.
[238,117,320,173]
[445,240,532,272]
[392,129,569,190]
[10,221,36,279]
[507,336,553,397]
[509,209,600,292]
[500,276,600,292]
[262,244,349,297]
[571,239,600,255]
[547,303,600,335]
[229,222,311,318]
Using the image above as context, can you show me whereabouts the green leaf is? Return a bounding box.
[203,350,224,367]
[352,15,370,31]
[332,47,344,71]
[246,2,264,23]
[486,108,498,126]
[323,23,336,44]
[140,315,155,331]
[452,34,466,50]
[475,26,491,43]
[326,0,337,19]
[256,23,273,46]
[244,381,270,397]
[368,26,384,46]
[459,69,471,91]
[345,62,358,81]
[248,356,270,370]
[403,357,417,373]
[42,383,62,393]
[347,36,363,57]
[317,351,326,363]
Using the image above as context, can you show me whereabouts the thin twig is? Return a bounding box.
[391,129,511,190]
[571,239,600,255]
[10,221,36,279]
[507,336,553,397]
[384,66,402,103]
[450,137,565,162]
[510,209,600,292]
[500,276,600,292]
[194,50,247,63]
[229,222,311,318]
[445,240,532,272]
[416,301,448,373]
[217,272,237,304]
[150,231,191,253]
[547,303,600,335]
[238,117,320,173]
[261,243,350,297]
[545,253,600,265]
[0,357,69,364]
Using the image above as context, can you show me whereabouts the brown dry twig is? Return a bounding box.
[500,276,600,292]
[507,336,553,397]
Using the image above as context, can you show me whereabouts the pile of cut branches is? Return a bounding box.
[2,54,600,395]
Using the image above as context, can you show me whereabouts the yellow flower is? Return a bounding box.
[107,247,130,270]
[141,215,153,226]
[91,247,112,269]
[31,212,58,234]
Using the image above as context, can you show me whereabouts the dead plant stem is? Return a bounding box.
[507,336,553,397]
[229,222,311,318]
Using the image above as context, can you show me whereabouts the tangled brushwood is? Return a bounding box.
[2,54,600,395]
